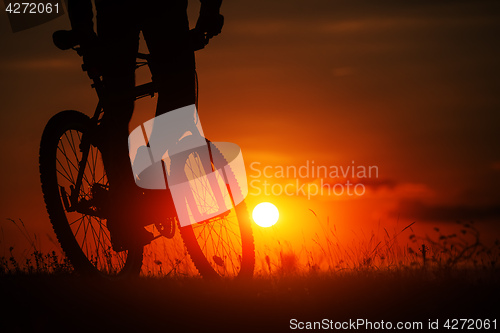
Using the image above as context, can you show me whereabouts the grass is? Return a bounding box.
[1,216,499,331]
[1,266,498,331]
[252,212,499,278]
[1,218,72,275]
[2,215,499,276]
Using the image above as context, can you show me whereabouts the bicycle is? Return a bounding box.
[39,29,255,279]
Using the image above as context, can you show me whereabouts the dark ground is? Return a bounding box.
[1,270,499,332]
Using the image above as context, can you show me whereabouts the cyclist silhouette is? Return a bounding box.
[67,0,224,250]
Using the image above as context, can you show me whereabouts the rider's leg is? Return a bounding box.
[141,0,197,155]
[96,1,153,249]
[96,0,138,195]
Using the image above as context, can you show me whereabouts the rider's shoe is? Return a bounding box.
[92,185,155,252]
[107,214,154,252]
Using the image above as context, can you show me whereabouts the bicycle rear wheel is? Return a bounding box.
[39,110,143,278]
[172,138,255,279]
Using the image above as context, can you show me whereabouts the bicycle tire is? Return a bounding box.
[172,138,255,279]
[39,110,143,278]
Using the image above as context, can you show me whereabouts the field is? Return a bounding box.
[1,219,499,332]
[1,269,499,331]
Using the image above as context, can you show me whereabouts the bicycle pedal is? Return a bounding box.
[155,219,176,239]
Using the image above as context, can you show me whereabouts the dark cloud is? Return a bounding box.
[322,178,398,191]
[393,199,500,223]
[227,0,500,22]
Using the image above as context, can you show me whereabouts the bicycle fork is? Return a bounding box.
[59,127,96,215]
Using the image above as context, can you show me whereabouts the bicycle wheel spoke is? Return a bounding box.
[60,135,77,179]
[50,120,136,276]
[185,156,218,211]
[56,166,74,185]
[57,137,95,196]
[57,144,76,183]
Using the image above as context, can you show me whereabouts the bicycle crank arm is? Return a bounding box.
[59,185,107,218]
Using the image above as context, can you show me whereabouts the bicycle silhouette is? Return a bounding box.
[39,29,255,279]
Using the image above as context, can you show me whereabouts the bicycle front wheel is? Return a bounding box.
[172,138,255,279]
[39,110,143,278]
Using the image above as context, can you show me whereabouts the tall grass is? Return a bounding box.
[1,219,72,275]
[2,215,499,278]
[253,210,500,277]
[408,220,499,270]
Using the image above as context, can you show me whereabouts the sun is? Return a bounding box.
[252,202,279,227]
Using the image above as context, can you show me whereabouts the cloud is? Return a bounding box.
[391,199,500,223]
[491,162,500,171]
[227,0,500,36]
[0,57,76,71]
[356,178,398,191]
[321,178,434,197]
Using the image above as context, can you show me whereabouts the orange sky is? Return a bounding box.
[1,0,499,261]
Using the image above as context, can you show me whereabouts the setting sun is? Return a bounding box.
[252,202,279,227]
